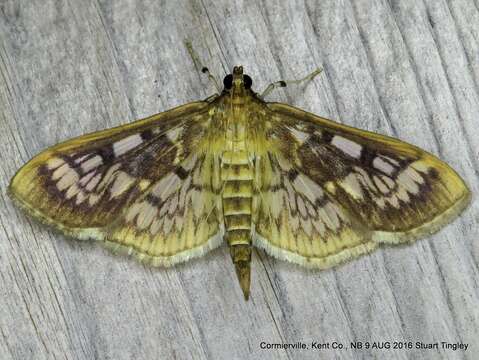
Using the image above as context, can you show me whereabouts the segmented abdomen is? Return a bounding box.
[221,149,253,245]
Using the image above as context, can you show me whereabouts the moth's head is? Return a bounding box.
[223,66,253,95]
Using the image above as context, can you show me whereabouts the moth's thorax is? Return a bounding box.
[223,88,255,106]
[203,93,273,162]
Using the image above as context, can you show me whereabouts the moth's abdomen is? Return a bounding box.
[221,151,253,242]
[221,149,253,299]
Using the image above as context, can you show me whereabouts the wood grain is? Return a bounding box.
[1,0,478,359]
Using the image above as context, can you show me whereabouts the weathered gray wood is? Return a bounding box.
[1,0,478,359]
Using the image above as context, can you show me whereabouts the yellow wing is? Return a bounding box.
[253,103,470,268]
[9,101,224,266]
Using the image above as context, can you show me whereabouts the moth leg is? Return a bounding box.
[260,68,323,99]
[185,40,221,93]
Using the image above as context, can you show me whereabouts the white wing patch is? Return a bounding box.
[372,156,394,175]
[331,135,362,159]
[113,134,143,156]
[335,160,427,210]
[46,154,137,207]
[288,126,310,144]
[80,155,103,173]
[110,172,136,198]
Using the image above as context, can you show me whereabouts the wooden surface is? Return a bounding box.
[1,1,478,359]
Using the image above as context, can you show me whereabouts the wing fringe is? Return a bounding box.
[254,233,377,269]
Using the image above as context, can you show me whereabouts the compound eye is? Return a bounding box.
[244,74,253,90]
[223,74,233,89]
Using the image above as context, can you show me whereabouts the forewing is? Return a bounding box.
[254,103,470,267]
[9,101,223,264]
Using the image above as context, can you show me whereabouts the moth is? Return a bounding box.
[9,51,470,300]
